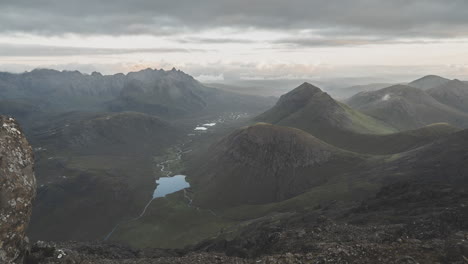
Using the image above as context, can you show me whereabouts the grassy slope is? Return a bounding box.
[339,102,396,134]
[322,123,459,155]
[112,192,234,249]
[105,125,466,249]
[30,153,155,241]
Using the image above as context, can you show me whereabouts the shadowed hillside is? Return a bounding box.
[190,123,365,207]
[31,111,182,155]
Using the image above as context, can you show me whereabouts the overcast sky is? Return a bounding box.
[2,0,468,83]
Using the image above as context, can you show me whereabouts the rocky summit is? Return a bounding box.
[0,116,36,263]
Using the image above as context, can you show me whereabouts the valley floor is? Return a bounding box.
[27,181,468,263]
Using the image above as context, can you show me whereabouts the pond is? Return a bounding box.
[153,175,190,198]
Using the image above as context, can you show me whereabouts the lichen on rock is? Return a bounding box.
[0,116,36,263]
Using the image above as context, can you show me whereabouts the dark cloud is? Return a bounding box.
[0,43,203,56]
[2,0,468,39]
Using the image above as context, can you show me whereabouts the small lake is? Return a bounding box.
[152,175,190,198]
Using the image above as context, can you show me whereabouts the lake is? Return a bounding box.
[153,175,190,198]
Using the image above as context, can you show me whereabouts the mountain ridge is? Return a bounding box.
[347,84,468,130]
[428,79,468,113]
[408,75,450,90]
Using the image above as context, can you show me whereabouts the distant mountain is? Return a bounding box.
[191,123,364,207]
[408,75,450,90]
[0,69,124,111]
[0,68,275,120]
[327,83,394,99]
[428,79,468,113]
[255,82,396,144]
[347,84,468,130]
[108,69,208,116]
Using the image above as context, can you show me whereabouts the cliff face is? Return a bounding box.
[0,116,36,263]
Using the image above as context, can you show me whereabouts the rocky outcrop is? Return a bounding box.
[0,116,36,263]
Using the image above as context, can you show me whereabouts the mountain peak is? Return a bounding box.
[408,75,450,90]
[255,82,337,125]
[277,82,329,106]
[414,75,446,81]
[256,82,395,141]
[291,82,323,95]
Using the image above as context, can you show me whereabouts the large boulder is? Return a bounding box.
[0,116,36,263]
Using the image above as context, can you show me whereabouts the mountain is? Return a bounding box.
[185,123,468,261]
[108,68,208,116]
[347,84,468,130]
[0,99,41,126]
[428,79,468,113]
[327,83,394,99]
[255,82,396,144]
[324,122,459,155]
[408,75,450,90]
[31,111,181,155]
[190,123,364,207]
[379,128,468,183]
[0,69,124,112]
[8,120,468,263]
[0,68,275,121]
[254,83,459,155]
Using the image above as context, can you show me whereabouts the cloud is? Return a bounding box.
[272,37,447,48]
[0,43,204,57]
[2,0,468,40]
[176,37,256,44]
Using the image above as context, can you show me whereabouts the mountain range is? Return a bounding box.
[0,68,275,126]
[2,72,468,263]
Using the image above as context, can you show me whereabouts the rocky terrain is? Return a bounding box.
[20,181,468,263]
[0,116,36,263]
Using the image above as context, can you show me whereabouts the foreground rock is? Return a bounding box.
[0,116,36,263]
